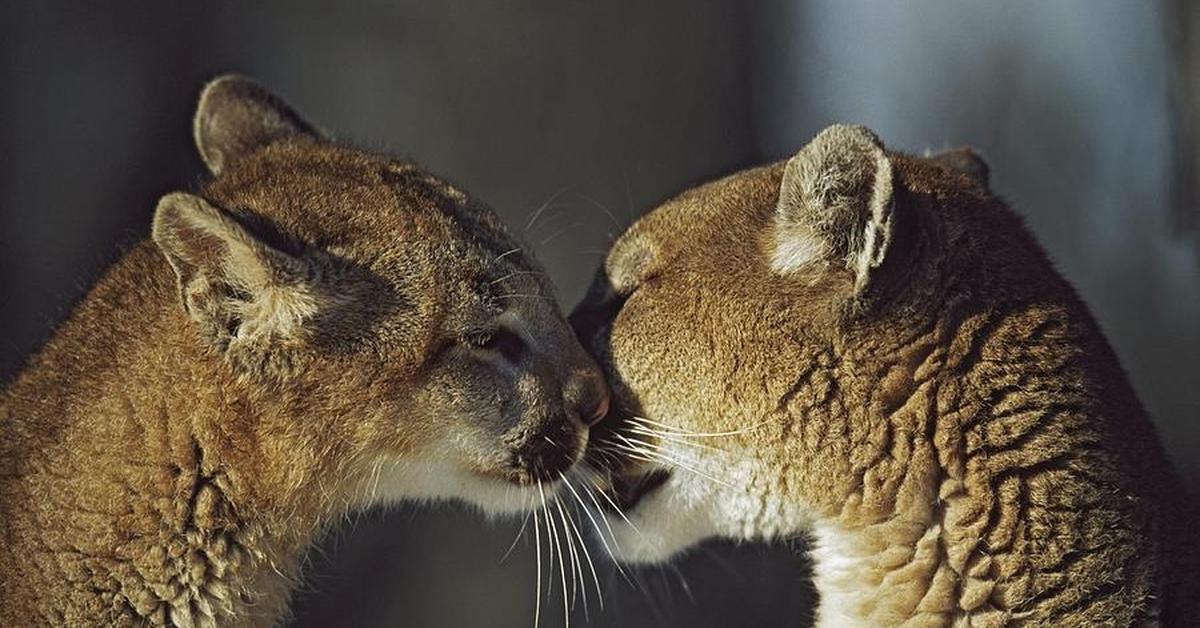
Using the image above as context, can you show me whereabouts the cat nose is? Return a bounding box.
[585,390,610,426]
[565,369,611,427]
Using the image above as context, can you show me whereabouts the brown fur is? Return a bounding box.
[574,125,1199,626]
[0,76,607,626]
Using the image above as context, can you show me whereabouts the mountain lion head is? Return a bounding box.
[155,76,609,514]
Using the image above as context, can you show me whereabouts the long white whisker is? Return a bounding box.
[539,222,581,247]
[540,483,569,628]
[610,443,730,489]
[577,470,640,588]
[577,469,644,585]
[604,446,665,469]
[626,424,725,453]
[537,484,554,596]
[555,497,584,616]
[669,562,696,604]
[577,193,624,232]
[628,415,767,438]
[608,435,735,489]
[579,467,642,536]
[489,270,548,286]
[560,475,606,611]
[501,493,534,564]
[565,501,604,614]
[495,292,554,302]
[532,498,542,628]
[494,246,523,264]
[560,472,623,562]
[525,186,572,231]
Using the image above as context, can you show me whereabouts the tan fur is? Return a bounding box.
[0,76,607,627]
[574,125,1199,627]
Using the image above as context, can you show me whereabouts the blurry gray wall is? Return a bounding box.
[1,2,1195,627]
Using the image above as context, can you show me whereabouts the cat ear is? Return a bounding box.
[929,146,989,188]
[152,192,318,377]
[773,124,898,296]
[193,74,322,175]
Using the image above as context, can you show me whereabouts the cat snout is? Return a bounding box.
[564,366,610,427]
[509,417,582,481]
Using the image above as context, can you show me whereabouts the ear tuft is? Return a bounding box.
[194,74,321,175]
[774,124,895,293]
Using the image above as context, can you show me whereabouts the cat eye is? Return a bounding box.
[469,328,525,362]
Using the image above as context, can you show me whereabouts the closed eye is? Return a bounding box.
[476,328,525,363]
[568,266,637,343]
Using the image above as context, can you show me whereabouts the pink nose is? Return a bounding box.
[586,392,610,426]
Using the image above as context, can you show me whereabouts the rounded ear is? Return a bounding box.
[773,124,897,296]
[929,146,990,188]
[152,192,317,378]
[193,74,323,175]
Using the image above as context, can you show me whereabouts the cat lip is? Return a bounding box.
[608,468,672,512]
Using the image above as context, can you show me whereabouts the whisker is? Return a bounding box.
[496,292,553,299]
[584,444,626,468]
[539,222,581,247]
[560,472,624,562]
[608,435,735,489]
[669,562,696,605]
[494,247,523,264]
[500,494,534,564]
[603,444,662,468]
[560,473,616,603]
[626,424,725,453]
[532,504,543,628]
[554,497,584,615]
[489,270,549,285]
[540,483,570,628]
[628,415,769,439]
[561,498,604,616]
[578,193,624,233]
[525,187,572,232]
[623,172,637,223]
[579,466,642,536]
[576,470,638,588]
[537,484,555,596]
[495,293,556,304]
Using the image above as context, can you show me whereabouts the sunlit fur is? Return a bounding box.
[575,125,1199,627]
[0,77,605,627]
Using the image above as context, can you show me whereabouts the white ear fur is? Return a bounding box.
[773,124,896,294]
[152,192,318,376]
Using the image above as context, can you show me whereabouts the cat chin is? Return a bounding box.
[601,473,717,564]
[364,454,562,517]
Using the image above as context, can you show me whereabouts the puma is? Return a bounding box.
[0,76,608,627]
[573,125,1198,626]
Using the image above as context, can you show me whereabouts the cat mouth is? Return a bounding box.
[607,468,672,512]
[579,389,670,512]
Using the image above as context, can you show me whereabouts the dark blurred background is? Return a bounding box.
[2,2,1197,627]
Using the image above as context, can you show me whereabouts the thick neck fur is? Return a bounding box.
[0,243,359,627]
[780,281,1197,627]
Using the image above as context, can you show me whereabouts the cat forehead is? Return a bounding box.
[209,140,442,202]
[606,163,785,286]
[202,141,501,250]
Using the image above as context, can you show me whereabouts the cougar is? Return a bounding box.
[0,76,608,627]
[572,124,1198,626]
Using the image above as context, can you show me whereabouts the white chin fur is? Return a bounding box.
[597,440,808,565]
[367,455,560,517]
[601,472,717,564]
